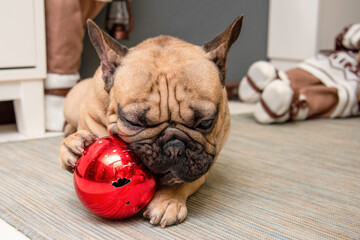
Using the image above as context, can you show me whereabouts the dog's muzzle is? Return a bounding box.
[129,127,214,185]
[163,139,186,165]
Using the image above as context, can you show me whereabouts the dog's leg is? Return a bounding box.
[59,130,99,172]
[143,174,207,227]
[63,122,77,137]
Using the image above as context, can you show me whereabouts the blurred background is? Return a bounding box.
[1,0,359,138]
[80,0,269,82]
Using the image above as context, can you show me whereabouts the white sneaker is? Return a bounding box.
[238,61,278,103]
[254,80,293,124]
[45,95,66,131]
[45,73,79,131]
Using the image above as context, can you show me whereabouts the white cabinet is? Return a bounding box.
[0,0,46,137]
[0,0,37,68]
[267,0,360,70]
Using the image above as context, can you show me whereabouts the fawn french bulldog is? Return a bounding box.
[60,15,243,227]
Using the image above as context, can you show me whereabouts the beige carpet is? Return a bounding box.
[0,114,359,239]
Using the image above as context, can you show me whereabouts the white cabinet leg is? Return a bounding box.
[13,79,45,136]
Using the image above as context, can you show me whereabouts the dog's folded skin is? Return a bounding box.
[60,15,244,227]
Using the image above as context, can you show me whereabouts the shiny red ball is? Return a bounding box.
[74,136,156,220]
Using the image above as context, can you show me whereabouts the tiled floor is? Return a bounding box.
[0,101,255,239]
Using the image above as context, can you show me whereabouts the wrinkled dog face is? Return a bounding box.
[87,16,243,185]
[108,42,221,185]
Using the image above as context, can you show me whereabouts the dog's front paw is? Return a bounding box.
[59,130,98,172]
[143,190,188,228]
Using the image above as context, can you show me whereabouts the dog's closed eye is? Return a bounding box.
[190,104,218,132]
[117,105,146,129]
[197,119,215,130]
[123,117,143,128]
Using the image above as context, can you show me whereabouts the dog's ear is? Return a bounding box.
[203,15,244,86]
[87,19,128,93]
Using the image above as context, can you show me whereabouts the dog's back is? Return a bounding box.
[63,78,90,135]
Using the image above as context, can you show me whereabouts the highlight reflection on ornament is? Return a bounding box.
[73,136,156,219]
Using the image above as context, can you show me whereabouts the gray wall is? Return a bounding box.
[80,0,269,83]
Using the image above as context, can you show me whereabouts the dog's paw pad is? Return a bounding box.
[144,198,187,227]
[59,130,99,172]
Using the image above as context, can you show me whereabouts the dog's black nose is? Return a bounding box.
[162,139,185,160]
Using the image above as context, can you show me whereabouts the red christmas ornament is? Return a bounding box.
[74,136,156,219]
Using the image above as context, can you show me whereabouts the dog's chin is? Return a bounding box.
[156,172,184,186]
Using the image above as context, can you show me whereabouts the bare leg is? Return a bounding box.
[291,85,338,120]
[254,68,339,123]
[286,68,339,120]
[45,0,106,74]
[287,68,322,90]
